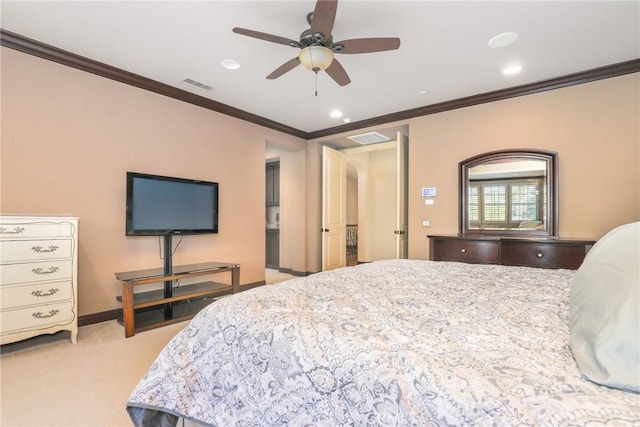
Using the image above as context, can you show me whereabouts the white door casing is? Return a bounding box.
[396,132,409,259]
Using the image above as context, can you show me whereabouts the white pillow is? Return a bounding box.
[569,221,640,392]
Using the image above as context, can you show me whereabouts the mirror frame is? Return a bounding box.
[459,149,558,237]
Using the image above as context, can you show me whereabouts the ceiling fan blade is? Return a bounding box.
[233,27,298,47]
[333,38,401,54]
[325,58,351,86]
[310,0,338,40]
[266,57,301,79]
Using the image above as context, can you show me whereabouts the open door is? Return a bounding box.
[396,132,409,259]
[322,146,347,270]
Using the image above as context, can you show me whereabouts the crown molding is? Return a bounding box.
[0,29,307,139]
[307,58,640,139]
[2,29,638,141]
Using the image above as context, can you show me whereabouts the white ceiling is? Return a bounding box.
[2,1,639,145]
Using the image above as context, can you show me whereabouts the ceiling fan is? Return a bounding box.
[232,0,400,87]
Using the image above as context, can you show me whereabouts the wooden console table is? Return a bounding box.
[115,262,239,338]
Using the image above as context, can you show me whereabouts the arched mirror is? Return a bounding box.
[459,149,558,237]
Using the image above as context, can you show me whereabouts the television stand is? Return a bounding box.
[115,262,239,338]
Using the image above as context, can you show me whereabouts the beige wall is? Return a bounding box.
[304,141,322,273]
[308,73,639,261]
[1,47,305,316]
[407,73,640,259]
[279,150,307,273]
[2,45,638,318]
[346,171,358,225]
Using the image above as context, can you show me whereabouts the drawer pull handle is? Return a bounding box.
[32,309,60,319]
[31,245,59,253]
[460,248,467,253]
[32,266,60,275]
[0,226,25,235]
[536,252,544,258]
[31,288,60,297]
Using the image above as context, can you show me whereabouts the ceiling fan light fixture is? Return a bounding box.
[298,46,334,71]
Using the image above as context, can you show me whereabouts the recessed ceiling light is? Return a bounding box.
[343,118,352,123]
[221,59,240,70]
[502,64,523,75]
[419,90,427,95]
[330,109,343,119]
[488,32,518,48]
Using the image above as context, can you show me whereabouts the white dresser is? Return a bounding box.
[0,216,78,344]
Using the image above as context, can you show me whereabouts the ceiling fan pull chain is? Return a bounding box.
[315,70,319,96]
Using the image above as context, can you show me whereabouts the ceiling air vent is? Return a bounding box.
[181,78,214,91]
[347,131,391,145]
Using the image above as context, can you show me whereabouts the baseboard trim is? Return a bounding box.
[241,281,266,291]
[78,309,121,326]
[78,281,266,326]
[278,267,313,277]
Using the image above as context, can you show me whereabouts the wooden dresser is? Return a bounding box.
[0,215,79,344]
[428,235,596,270]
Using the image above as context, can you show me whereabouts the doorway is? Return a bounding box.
[264,142,310,277]
[265,160,280,270]
[322,132,408,270]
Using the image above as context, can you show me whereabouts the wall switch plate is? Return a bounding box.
[424,199,434,205]
[422,220,430,227]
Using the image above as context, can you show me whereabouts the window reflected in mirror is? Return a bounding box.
[468,160,547,230]
[460,150,558,237]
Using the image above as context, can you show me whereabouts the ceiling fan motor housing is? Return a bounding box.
[299,29,333,48]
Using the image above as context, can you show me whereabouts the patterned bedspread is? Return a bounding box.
[127,260,640,426]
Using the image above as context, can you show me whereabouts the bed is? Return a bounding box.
[127,223,640,426]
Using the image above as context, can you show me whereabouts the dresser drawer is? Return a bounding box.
[431,239,500,264]
[0,216,78,344]
[0,239,74,263]
[0,281,73,310]
[501,242,588,269]
[0,260,73,286]
[1,301,75,333]
[0,221,75,238]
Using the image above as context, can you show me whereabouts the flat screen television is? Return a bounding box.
[126,172,218,236]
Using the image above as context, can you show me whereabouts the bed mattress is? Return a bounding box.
[127,259,640,426]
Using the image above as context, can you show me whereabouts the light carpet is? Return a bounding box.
[1,320,188,426]
[1,270,294,426]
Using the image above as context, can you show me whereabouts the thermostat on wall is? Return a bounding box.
[421,187,436,197]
